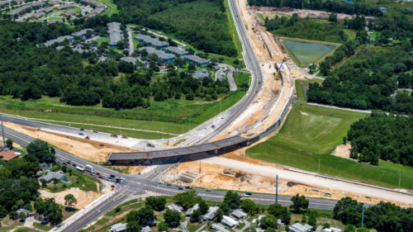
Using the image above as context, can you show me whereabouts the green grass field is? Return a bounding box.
[0,90,244,139]
[33,223,52,231]
[233,73,251,90]
[95,37,109,46]
[247,104,413,189]
[95,0,118,15]
[257,13,264,21]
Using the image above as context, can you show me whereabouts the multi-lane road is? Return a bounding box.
[0,0,340,230]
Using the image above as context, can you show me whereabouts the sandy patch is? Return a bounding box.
[332,143,354,161]
[163,154,413,208]
[39,188,102,209]
[300,111,308,116]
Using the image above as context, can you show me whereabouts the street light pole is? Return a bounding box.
[318,159,320,175]
[276,175,278,204]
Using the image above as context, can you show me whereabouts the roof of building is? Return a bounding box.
[221,216,238,227]
[167,203,183,213]
[49,0,60,5]
[141,226,151,232]
[232,209,247,218]
[109,33,121,45]
[110,223,127,232]
[0,150,19,162]
[84,12,96,18]
[62,9,77,16]
[120,57,138,64]
[30,12,44,18]
[136,34,168,47]
[139,47,175,60]
[47,19,63,24]
[9,5,30,15]
[43,6,54,12]
[55,3,74,10]
[165,46,188,55]
[315,226,323,232]
[107,22,121,33]
[203,206,219,220]
[186,203,199,215]
[94,2,105,7]
[290,223,313,232]
[211,224,230,232]
[92,7,105,14]
[184,55,209,64]
[31,2,44,7]
[16,208,32,216]
[324,227,342,232]
[193,70,209,79]
[39,170,65,182]
[0,1,10,6]
[44,35,73,46]
[72,28,93,37]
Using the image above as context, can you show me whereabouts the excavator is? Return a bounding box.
[274,58,287,80]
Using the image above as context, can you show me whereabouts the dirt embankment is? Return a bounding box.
[164,154,413,208]
[4,122,138,163]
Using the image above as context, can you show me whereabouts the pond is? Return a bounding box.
[283,40,336,67]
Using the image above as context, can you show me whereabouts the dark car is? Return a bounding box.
[79,133,84,136]
[72,163,76,167]
[167,183,172,186]
[93,130,98,133]
[244,192,252,196]
[110,174,116,179]
[80,128,84,131]
[178,187,184,190]
[67,161,71,164]
[185,186,191,189]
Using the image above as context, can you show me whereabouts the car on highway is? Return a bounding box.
[167,184,172,186]
[109,174,116,179]
[80,128,84,131]
[206,189,211,192]
[79,133,84,135]
[93,130,98,133]
[67,161,71,165]
[178,187,184,190]
[211,125,215,129]
[72,163,76,167]
[98,176,104,179]
[95,172,100,176]
[185,186,191,189]
[243,192,252,196]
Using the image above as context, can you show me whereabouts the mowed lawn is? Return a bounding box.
[246,104,413,189]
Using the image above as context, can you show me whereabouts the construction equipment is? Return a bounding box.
[122,135,129,139]
[275,58,287,80]
[110,134,118,138]
[85,136,90,140]
[147,143,155,148]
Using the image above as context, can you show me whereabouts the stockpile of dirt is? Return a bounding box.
[273,7,294,12]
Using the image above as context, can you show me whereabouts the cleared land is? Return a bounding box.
[95,0,118,15]
[246,104,413,189]
[295,79,323,101]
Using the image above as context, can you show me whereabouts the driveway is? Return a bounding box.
[127,28,134,55]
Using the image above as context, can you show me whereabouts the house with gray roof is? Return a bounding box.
[0,1,10,7]
[72,28,94,38]
[110,223,127,232]
[211,224,229,232]
[289,223,313,232]
[9,5,31,16]
[135,34,168,49]
[84,12,96,18]
[193,70,209,79]
[184,55,210,67]
[29,12,44,19]
[62,9,77,17]
[186,203,199,216]
[38,170,66,182]
[31,2,44,7]
[165,46,188,57]
[47,19,63,24]
[232,209,247,219]
[55,3,74,10]
[139,46,175,63]
[203,206,219,221]
[42,6,54,13]
[16,209,32,219]
[49,0,60,5]
[92,7,105,14]
[94,2,105,8]
[44,35,73,47]
[120,57,138,64]
[167,203,183,213]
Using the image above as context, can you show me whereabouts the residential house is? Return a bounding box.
[9,5,31,16]
[184,55,210,67]
[61,9,77,17]
[186,203,199,216]
[39,162,52,171]
[91,7,104,15]
[38,170,66,182]
[29,12,44,19]
[203,206,219,221]
[16,209,32,219]
[84,12,96,18]
[42,6,54,13]
[211,224,230,232]
[141,226,151,232]
[107,22,122,48]
[110,223,127,232]
[167,203,183,213]
[54,4,74,10]
[0,150,20,162]
[44,35,74,46]
[289,223,313,232]
[135,34,168,49]
[324,228,342,232]
[221,215,238,228]
[72,28,94,38]
[232,209,247,219]
[193,70,209,79]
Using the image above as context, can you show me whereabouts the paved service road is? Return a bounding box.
[216,65,238,91]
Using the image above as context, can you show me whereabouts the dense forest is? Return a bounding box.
[307,47,413,112]
[248,0,383,17]
[0,140,63,225]
[334,197,413,232]
[0,21,230,109]
[346,111,413,166]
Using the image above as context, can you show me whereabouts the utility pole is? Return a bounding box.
[276,175,278,204]
[399,174,401,189]
[189,116,191,131]
[318,159,320,175]
[162,124,163,140]
[220,100,221,114]
[119,120,122,136]
[1,114,4,148]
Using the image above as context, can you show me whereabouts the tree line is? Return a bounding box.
[346,111,413,166]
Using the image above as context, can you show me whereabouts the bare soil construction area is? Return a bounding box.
[254,6,375,21]
[4,122,138,163]
[163,154,413,208]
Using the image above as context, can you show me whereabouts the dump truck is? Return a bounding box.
[111,134,118,138]
[122,135,128,139]
[147,143,155,148]
[85,164,94,174]
[85,136,90,139]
